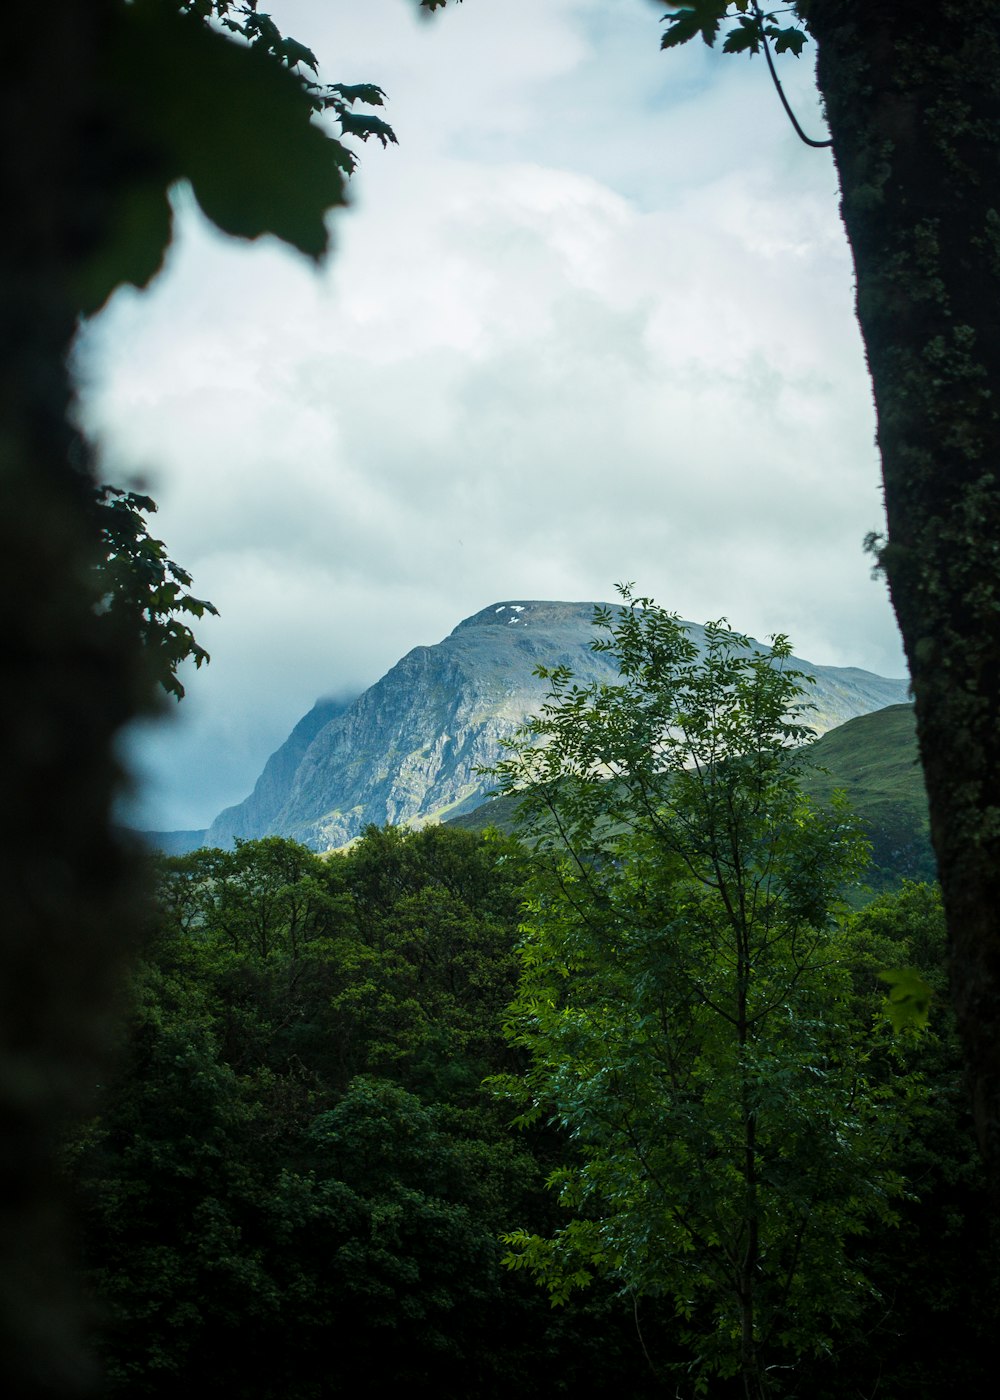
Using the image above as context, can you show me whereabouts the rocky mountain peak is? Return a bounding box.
[452,600,595,633]
[197,601,909,854]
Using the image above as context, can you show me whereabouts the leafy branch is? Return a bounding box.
[660,1,831,148]
[92,486,219,702]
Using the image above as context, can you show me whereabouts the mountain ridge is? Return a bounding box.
[178,600,911,855]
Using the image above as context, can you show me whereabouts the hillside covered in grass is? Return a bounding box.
[449,703,932,892]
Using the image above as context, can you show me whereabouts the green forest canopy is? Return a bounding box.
[67,604,995,1396]
[66,821,994,1398]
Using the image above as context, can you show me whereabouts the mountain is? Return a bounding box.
[195,600,910,855]
[207,694,356,847]
[451,701,932,893]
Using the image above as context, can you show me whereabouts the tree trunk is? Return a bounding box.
[809,1,1000,1171]
[0,4,148,1392]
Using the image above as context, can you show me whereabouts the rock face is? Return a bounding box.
[207,694,356,848]
[202,601,910,854]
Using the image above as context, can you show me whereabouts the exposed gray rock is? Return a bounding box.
[205,694,356,848]
[201,601,910,853]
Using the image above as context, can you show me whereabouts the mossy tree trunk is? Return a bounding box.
[809,1,1000,1170]
[0,3,148,1393]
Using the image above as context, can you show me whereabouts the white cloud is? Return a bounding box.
[79,0,904,831]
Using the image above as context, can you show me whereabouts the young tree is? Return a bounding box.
[492,591,901,1398]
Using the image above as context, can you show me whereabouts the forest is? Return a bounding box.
[64,599,999,1398]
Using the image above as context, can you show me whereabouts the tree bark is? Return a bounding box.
[808,1,1000,1171]
[0,4,148,1392]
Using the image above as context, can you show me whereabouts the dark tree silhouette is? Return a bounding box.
[0,3,393,1391]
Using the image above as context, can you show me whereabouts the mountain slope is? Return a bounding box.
[802,703,933,888]
[451,702,932,891]
[207,694,356,847]
[202,601,910,854]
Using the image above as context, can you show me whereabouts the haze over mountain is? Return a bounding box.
[157,601,910,856]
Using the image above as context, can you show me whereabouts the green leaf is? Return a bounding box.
[336,110,399,148]
[722,17,761,55]
[770,27,808,57]
[73,181,173,318]
[878,968,934,1032]
[87,0,350,309]
[331,82,391,108]
[280,37,319,73]
[661,9,707,50]
[92,485,219,702]
[660,2,728,50]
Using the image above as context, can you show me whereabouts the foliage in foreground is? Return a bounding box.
[92,486,218,702]
[488,591,977,1397]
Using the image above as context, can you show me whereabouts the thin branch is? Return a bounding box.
[753,2,832,149]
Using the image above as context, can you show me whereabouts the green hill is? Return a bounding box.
[800,703,933,890]
[447,704,933,893]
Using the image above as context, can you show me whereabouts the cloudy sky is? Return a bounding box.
[76,0,904,833]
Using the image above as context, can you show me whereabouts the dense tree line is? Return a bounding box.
[66,827,668,1398]
[64,607,999,1396]
[64,829,998,1397]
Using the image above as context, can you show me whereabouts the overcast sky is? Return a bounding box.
[75,0,905,833]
